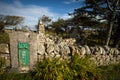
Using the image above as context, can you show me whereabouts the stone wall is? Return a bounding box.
[0,44,9,54]
[1,20,119,73]
[1,33,120,70]
[0,43,10,67]
[70,45,120,66]
[38,35,120,66]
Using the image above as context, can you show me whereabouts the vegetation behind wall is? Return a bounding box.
[0,31,9,44]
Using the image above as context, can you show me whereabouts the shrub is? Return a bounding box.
[69,55,102,80]
[31,55,102,80]
[0,55,120,80]
[32,58,72,80]
[99,63,120,80]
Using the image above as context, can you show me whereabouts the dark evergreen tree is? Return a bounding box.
[70,0,120,46]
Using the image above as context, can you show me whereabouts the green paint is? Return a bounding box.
[18,42,29,67]
[18,43,29,49]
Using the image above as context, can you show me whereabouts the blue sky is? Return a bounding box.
[0,0,84,28]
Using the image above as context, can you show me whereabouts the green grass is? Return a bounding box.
[99,64,120,80]
[0,73,34,80]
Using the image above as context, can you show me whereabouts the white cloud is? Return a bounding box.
[61,14,71,20]
[63,1,71,4]
[0,1,70,29]
[63,0,80,4]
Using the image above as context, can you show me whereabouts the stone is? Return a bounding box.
[89,47,95,54]
[62,46,70,55]
[38,20,45,34]
[49,52,55,58]
[0,44,9,53]
[69,46,76,55]
[46,44,54,54]
[84,45,91,55]
[45,38,55,44]
[38,44,45,55]
[38,54,45,60]
[114,49,119,55]
[80,47,86,55]
[98,46,106,55]
[55,54,61,58]
[105,57,110,62]
[104,46,110,54]
[110,48,115,54]
[95,46,99,52]
[54,50,59,55]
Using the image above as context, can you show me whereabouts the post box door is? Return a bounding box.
[18,43,29,67]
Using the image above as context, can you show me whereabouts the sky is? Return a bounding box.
[0,0,84,29]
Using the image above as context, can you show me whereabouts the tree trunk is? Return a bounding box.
[105,12,116,46]
[105,0,119,46]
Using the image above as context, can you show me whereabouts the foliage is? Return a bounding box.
[70,13,103,28]
[0,31,9,44]
[0,73,34,80]
[99,64,120,80]
[0,14,24,25]
[32,58,72,80]
[69,55,102,80]
[51,18,66,28]
[30,55,102,80]
[0,57,5,75]
[0,21,5,31]
[85,30,107,46]
[40,15,51,26]
[0,14,24,31]
[45,18,69,38]
[0,55,120,80]
[70,0,120,47]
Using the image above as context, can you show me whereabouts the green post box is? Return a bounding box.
[18,43,30,67]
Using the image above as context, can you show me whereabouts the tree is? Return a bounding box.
[70,13,102,28]
[51,18,66,28]
[70,0,120,46]
[0,14,24,31]
[40,15,51,26]
[106,0,120,46]
[50,18,67,35]
[0,21,5,31]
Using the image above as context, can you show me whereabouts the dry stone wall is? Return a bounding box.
[38,35,120,66]
[0,44,9,53]
[1,31,120,69]
[2,20,119,73]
